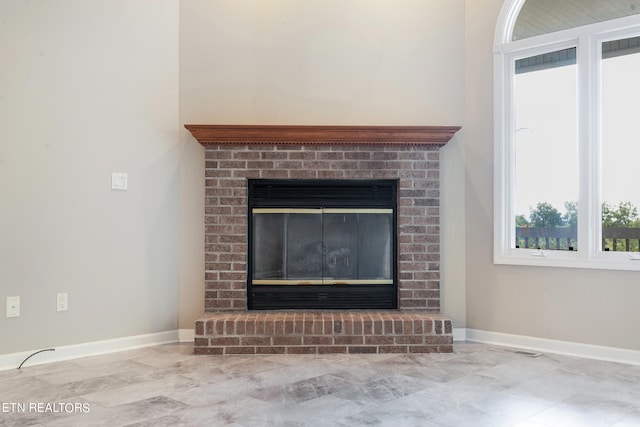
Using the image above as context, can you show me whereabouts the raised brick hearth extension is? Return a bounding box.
[195,312,453,355]
[186,125,460,355]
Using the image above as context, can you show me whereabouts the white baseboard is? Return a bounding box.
[178,328,195,342]
[0,330,179,371]
[5,328,637,370]
[452,327,466,341]
[465,328,640,366]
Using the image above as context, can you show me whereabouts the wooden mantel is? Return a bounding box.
[184,124,460,146]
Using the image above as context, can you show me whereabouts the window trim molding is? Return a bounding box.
[494,0,526,47]
[493,1,640,271]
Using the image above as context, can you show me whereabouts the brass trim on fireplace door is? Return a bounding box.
[252,208,392,214]
[252,208,322,214]
[252,279,394,285]
[323,208,393,214]
[252,279,324,285]
[251,206,394,287]
[322,279,394,285]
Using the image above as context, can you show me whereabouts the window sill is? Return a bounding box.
[494,249,640,271]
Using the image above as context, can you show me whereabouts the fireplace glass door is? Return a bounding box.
[252,208,393,285]
[248,179,397,310]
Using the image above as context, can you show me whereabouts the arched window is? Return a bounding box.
[494,0,640,270]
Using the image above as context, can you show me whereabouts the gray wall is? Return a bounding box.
[0,0,180,354]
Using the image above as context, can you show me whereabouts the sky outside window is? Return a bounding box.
[602,44,640,212]
[514,52,578,220]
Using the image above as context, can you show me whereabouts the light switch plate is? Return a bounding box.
[111,172,128,190]
[6,296,20,318]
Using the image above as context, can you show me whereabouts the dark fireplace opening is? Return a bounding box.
[248,179,398,310]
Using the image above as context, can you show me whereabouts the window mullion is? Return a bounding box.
[577,32,599,259]
[494,49,514,259]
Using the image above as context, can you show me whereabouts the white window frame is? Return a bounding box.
[494,0,640,271]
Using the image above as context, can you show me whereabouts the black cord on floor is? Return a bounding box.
[18,348,55,369]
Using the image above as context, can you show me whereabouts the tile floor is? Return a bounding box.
[1,342,639,426]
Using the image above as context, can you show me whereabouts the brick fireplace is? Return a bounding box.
[186,125,460,355]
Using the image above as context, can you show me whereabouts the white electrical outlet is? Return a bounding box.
[6,296,20,318]
[57,293,68,312]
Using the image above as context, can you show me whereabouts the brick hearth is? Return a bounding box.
[195,312,453,355]
[186,125,460,355]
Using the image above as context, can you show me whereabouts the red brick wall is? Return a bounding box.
[204,144,441,312]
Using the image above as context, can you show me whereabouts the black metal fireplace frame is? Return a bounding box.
[247,179,398,310]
